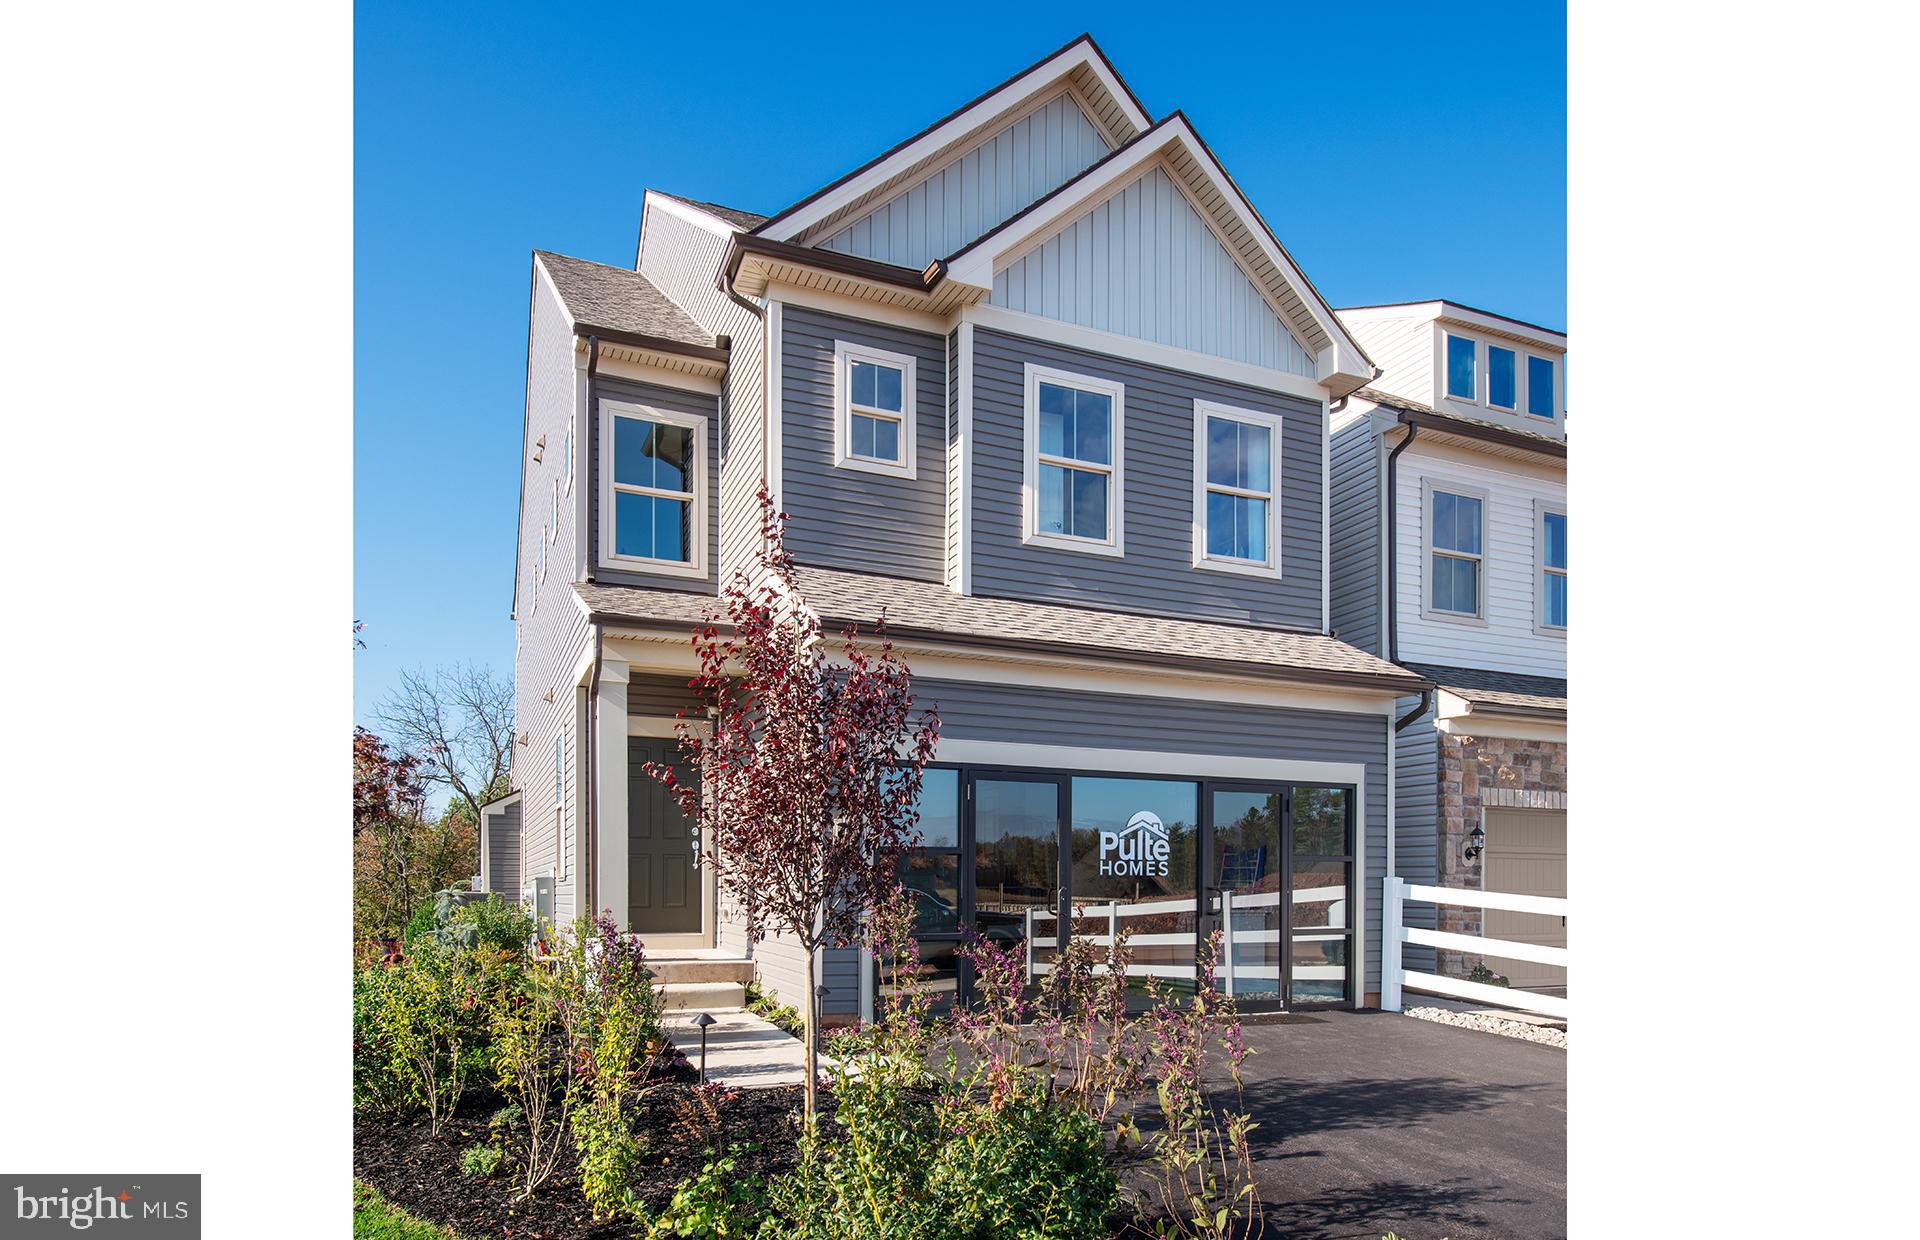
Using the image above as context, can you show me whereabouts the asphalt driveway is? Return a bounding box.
[1228,1009,1565,1239]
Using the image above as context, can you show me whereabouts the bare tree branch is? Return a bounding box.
[374,663,515,825]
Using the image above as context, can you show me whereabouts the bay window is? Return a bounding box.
[1445,334,1477,401]
[1487,345,1516,409]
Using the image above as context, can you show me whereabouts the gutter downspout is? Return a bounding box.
[1386,420,1433,732]
[580,333,604,918]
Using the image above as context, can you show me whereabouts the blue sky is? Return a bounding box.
[353,1,1565,727]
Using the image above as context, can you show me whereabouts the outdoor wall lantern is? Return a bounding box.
[1464,824,1486,863]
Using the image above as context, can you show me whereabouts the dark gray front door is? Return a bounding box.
[628,737,699,934]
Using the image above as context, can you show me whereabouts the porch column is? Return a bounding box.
[594,653,630,928]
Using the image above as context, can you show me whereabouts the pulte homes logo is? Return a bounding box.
[4,1176,197,1237]
[1099,811,1171,878]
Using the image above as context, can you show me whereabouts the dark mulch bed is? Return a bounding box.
[354,1076,808,1240]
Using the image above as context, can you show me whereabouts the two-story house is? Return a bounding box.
[483,34,1435,1019]
[1330,301,1568,992]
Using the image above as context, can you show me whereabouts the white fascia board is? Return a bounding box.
[1433,304,1567,351]
[764,42,1149,244]
[1432,690,1567,743]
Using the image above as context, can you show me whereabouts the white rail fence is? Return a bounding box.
[1382,876,1568,1020]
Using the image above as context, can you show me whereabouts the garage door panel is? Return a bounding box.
[1483,808,1566,991]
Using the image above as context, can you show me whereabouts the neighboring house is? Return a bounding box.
[1329,301,1567,991]
[489,34,1436,1020]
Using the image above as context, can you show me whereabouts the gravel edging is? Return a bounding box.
[1404,1005,1567,1048]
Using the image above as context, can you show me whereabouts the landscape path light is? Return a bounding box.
[692,1011,717,1084]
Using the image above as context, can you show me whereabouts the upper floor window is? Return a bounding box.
[834,342,917,479]
[600,400,707,578]
[1527,356,1555,419]
[1426,481,1486,620]
[1487,346,1516,410]
[1023,364,1124,556]
[1193,401,1282,577]
[1445,334,1476,401]
[1539,504,1567,631]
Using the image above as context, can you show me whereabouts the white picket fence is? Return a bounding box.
[1382,875,1568,1020]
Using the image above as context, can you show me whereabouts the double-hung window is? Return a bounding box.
[1538,503,1567,631]
[1426,481,1486,620]
[1023,364,1124,555]
[1193,401,1282,577]
[834,342,916,478]
[600,400,707,577]
[1445,334,1477,401]
[1487,345,1517,409]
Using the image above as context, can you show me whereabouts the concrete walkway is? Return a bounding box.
[662,1009,811,1089]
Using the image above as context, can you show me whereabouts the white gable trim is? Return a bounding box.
[761,40,1149,245]
[644,190,749,239]
[945,115,1371,394]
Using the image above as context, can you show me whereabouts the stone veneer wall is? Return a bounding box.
[1435,732,1568,979]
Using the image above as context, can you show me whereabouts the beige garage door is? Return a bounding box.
[1482,807,1566,992]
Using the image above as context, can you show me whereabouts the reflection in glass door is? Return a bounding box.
[1210,788,1284,999]
[972,776,1063,976]
[1288,786,1354,1005]
[1066,776,1200,996]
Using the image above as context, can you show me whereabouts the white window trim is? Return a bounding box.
[1021,362,1125,557]
[1524,354,1557,422]
[1191,400,1283,579]
[598,398,709,579]
[1535,498,1567,637]
[1443,332,1478,403]
[552,731,566,879]
[1421,476,1490,627]
[832,340,918,479]
[1485,343,1518,411]
[536,534,548,584]
[548,478,559,543]
[564,419,576,494]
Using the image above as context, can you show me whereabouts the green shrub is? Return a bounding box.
[451,894,537,958]
[641,1148,768,1238]
[401,903,438,950]
[742,980,804,1039]
[459,1144,504,1178]
[354,941,485,1136]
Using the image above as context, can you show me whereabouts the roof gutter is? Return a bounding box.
[1385,420,1432,732]
[570,323,731,363]
[1397,409,1566,460]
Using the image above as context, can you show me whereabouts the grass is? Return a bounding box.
[352,1179,470,1240]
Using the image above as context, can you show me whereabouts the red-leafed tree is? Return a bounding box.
[647,487,940,1118]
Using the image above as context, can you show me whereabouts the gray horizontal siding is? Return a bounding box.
[822,948,862,1016]
[918,677,1388,998]
[487,800,521,897]
[1328,418,1382,655]
[969,326,1324,628]
[589,375,721,593]
[627,673,702,718]
[1393,697,1440,974]
[781,306,947,581]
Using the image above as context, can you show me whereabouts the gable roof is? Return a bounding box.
[753,34,1151,245]
[575,567,1429,695]
[534,250,719,352]
[943,113,1374,393]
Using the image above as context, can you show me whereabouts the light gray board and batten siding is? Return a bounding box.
[919,677,1391,996]
[990,166,1316,377]
[968,326,1325,629]
[816,91,1112,269]
[1328,417,1382,656]
[588,374,721,592]
[780,305,948,582]
[487,799,522,898]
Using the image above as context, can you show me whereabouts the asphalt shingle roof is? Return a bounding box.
[576,568,1428,693]
[1356,387,1567,449]
[534,250,713,348]
[653,192,769,230]
[1406,663,1567,716]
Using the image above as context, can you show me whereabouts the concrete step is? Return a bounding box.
[648,957,755,986]
[658,980,747,1012]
